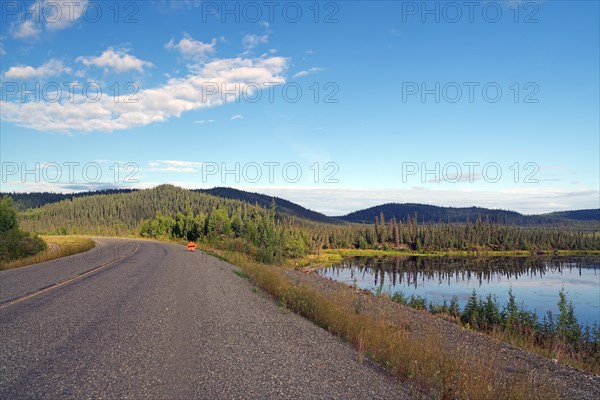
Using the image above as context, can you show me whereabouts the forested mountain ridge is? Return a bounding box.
[335,203,600,226]
[3,189,137,211]
[17,185,274,236]
[540,209,600,221]
[3,187,335,223]
[196,187,337,224]
[6,186,599,228]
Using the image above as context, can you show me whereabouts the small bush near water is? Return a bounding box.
[390,287,600,374]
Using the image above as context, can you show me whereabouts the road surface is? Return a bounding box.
[0,238,410,399]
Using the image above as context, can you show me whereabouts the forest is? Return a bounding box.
[5,187,598,226]
[13,185,600,264]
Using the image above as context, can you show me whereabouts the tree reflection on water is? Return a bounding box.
[321,256,600,290]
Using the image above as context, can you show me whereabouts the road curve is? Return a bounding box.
[0,238,411,399]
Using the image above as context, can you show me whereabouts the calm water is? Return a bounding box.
[317,256,600,326]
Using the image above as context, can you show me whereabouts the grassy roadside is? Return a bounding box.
[0,236,95,270]
[199,244,558,399]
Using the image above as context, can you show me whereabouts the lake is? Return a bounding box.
[317,256,600,326]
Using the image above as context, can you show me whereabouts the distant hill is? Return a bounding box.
[335,203,600,226]
[2,189,138,211]
[4,187,336,223]
[335,203,526,224]
[196,187,337,224]
[540,209,600,222]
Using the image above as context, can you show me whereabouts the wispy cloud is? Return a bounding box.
[12,20,41,40]
[0,180,128,193]
[194,119,214,124]
[148,160,204,173]
[242,34,268,51]
[293,67,325,79]
[11,0,89,40]
[156,0,201,11]
[427,173,482,184]
[45,0,89,31]
[230,114,244,120]
[389,27,402,37]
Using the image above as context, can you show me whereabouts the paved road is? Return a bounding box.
[0,238,410,399]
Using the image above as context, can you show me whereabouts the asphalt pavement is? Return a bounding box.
[0,238,411,399]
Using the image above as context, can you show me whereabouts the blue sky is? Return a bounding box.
[1,0,598,215]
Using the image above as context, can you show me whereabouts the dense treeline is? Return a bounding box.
[0,196,46,266]
[301,212,600,252]
[16,186,600,262]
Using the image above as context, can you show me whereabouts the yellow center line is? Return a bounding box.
[0,242,140,310]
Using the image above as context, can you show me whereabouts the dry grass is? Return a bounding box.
[489,327,600,376]
[1,236,95,270]
[205,246,559,400]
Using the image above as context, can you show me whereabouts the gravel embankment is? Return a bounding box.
[284,268,600,399]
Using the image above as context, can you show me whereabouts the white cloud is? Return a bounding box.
[242,34,268,50]
[44,0,89,31]
[194,119,214,124]
[76,48,153,73]
[11,0,88,40]
[148,160,205,172]
[292,67,324,79]
[166,35,217,60]
[4,59,72,79]
[1,56,289,133]
[230,114,244,120]
[12,20,41,40]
